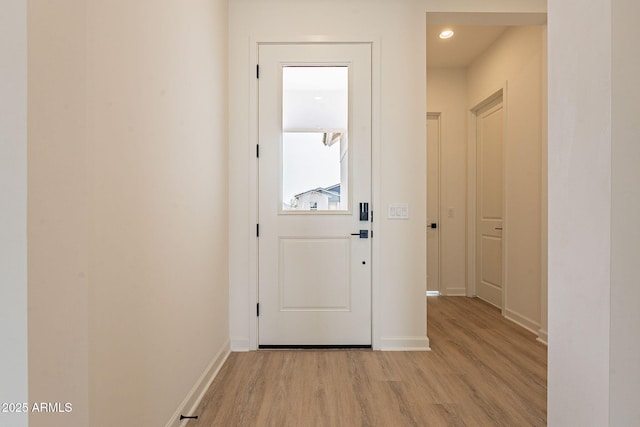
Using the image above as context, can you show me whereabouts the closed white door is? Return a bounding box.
[476,96,504,308]
[427,113,440,294]
[258,43,372,347]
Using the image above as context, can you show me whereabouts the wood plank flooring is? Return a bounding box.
[189,297,547,426]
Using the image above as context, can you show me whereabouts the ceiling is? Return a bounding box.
[427,25,508,68]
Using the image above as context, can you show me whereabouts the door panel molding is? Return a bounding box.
[278,237,352,311]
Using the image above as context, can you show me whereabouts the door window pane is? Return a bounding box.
[282,66,349,211]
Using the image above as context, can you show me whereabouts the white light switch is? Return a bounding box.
[388,203,409,219]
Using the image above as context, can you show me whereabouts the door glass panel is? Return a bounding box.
[282,66,349,211]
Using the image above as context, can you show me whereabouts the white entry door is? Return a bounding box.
[258,43,372,347]
[426,113,440,294]
[475,95,504,308]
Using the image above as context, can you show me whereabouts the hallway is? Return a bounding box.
[189,297,547,426]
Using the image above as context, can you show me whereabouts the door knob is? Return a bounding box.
[351,230,369,239]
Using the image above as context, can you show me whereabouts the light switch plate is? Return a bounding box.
[388,203,409,219]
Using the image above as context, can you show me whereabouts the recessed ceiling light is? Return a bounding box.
[439,29,454,39]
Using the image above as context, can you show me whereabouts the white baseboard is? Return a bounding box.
[379,336,430,351]
[504,308,541,336]
[165,339,231,427]
[230,336,250,352]
[537,329,548,345]
[476,284,502,308]
[443,288,466,296]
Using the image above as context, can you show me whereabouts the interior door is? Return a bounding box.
[427,113,440,294]
[258,43,372,346]
[476,96,504,308]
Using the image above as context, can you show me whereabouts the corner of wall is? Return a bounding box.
[164,340,231,427]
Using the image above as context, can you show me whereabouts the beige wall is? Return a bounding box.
[27,0,229,426]
[426,67,468,296]
[0,1,28,426]
[467,26,545,333]
[28,1,90,424]
[539,26,548,344]
[548,0,612,424]
[610,0,640,424]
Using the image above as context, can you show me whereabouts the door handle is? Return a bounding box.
[495,227,503,230]
[351,230,369,239]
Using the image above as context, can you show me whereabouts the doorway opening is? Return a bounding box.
[426,12,548,342]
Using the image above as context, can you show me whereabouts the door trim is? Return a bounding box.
[467,85,508,313]
[247,37,381,351]
[426,112,442,295]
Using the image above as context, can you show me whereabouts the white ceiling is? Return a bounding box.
[427,25,508,68]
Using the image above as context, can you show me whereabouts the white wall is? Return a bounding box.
[547,0,640,421]
[539,26,548,344]
[27,1,230,426]
[610,0,640,424]
[0,1,28,426]
[87,1,230,425]
[548,0,612,424]
[28,1,90,424]
[426,67,468,296]
[467,26,545,333]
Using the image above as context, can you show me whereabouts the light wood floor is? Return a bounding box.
[189,297,547,426]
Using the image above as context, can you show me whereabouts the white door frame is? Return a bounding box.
[466,85,508,313]
[247,37,381,350]
[426,112,442,295]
